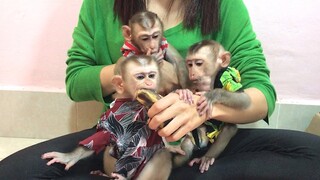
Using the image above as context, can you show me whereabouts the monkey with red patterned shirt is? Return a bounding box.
[42,55,173,180]
[174,40,250,173]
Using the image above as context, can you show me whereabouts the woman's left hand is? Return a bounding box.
[148,92,207,142]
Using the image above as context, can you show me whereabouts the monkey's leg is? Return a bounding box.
[103,146,117,176]
[172,136,195,168]
[137,148,172,180]
[205,123,237,159]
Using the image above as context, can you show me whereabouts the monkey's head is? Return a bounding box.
[186,40,231,83]
[112,55,160,99]
[122,11,164,56]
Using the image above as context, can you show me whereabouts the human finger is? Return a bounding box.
[156,109,188,138]
[162,120,193,142]
[148,93,181,129]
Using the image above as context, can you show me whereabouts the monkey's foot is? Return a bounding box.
[189,156,215,173]
[90,170,116,179]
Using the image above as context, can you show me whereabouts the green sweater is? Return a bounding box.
[66,0,276,118]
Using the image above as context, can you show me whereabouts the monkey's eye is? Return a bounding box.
[148,73,156,79]
[195,60,204,66]
[152,32,160,38]
[187,62,193,67]
[140,36,149,41]
[135,74,146,80]
[141,37,149,41]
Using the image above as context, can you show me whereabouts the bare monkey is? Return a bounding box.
[120,10,188,95]
[174,40,251,173]
[42,55,172,180]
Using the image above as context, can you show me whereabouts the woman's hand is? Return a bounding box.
[148,93,207,142]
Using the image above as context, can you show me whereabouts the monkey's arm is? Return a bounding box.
[189,123,237,173]
[157,60,180,95]
[196,88,250,117]
[165,44,190,89]
[204,88,251,110]
[42,146,94,170]
[209,88,268,124]
[204,124,237,158]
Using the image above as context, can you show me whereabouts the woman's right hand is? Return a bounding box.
[147,92,208,142]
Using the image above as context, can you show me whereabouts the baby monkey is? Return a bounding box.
[120,10,188,95]
[42,55,172,180]
[174,40,251,173]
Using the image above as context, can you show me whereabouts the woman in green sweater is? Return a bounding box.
[1,0,320,179]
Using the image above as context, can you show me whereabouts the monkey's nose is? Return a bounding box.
[190,75,197,81]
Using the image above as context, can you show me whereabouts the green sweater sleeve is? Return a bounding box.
[65,0,119,106]
[216,0,277,119]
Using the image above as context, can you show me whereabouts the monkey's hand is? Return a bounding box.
[195,91,211,117]
[147,48,164,64]
[90,170,117,179]
[188,156,215,173]
[41,151,79,170]
[175,89,194,104]
[41,146,94,170]
[165,145,186,155]
[110,172,127,180]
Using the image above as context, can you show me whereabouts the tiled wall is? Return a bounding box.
[239,102,320,131]
[0,90,319,139]
[0,90,102,139]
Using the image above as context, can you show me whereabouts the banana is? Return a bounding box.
[136,89,166,128]
[136,89,162,109]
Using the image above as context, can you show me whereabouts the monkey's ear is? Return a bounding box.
[219,51,231,68]
[112,75,125,94]
[122,25,132,41]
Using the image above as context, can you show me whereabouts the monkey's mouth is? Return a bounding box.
[191,80,202,93]
[191,79,202,84]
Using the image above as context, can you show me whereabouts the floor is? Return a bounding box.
[0,137,47,161]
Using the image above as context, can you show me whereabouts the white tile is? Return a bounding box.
[277,104,320,131]
[238,102,279,129]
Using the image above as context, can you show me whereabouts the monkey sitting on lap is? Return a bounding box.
[174,40,250,173]
[42,55,172,180]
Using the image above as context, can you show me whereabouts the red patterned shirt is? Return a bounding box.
[120,38,168,58]
[79,98,164,179]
